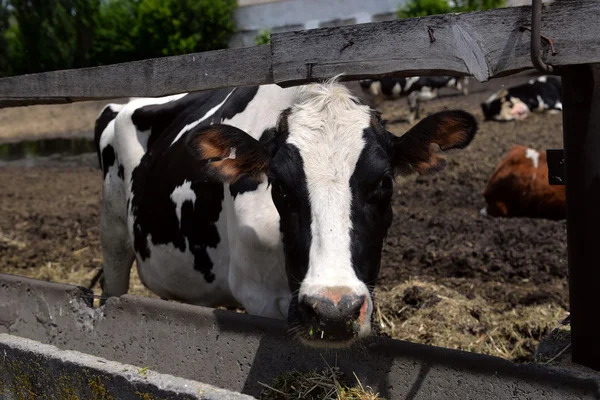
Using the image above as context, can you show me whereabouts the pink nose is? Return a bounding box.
[297,287,368,341]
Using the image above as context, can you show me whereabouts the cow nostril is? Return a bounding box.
[345,295,366,322]
[298,296,320,323]
[297,293,368,341]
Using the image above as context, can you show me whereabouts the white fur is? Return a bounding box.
[536,95,547,111]
[219,85,299,319]
[286,80,372,336]
[170,180,196,229]
[526,148,540,169]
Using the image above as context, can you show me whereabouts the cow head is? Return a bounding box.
[188,81,477,348]
[481,89,530,121]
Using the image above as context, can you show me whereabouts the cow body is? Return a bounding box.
[481,76,562,121]
[481,145,565,220]
[95,79,477,347]
[95,87,293,318]
[358,76,469,124]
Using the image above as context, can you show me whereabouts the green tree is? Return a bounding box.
[91,0,237,66]
[453,0,506,12]
[397,0,452,18]
[7,0,73,73]
[89,0,137,66]
[0,0,10,76]
[133,0,237,57]
[4,0,100,74]
[254,29,271,45]
[0,0,237,76]
[71,0,101,68]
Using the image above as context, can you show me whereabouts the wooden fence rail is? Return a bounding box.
[0,0,598,107]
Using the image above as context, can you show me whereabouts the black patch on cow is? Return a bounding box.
[364,76,457,98]
[380,77,406,96]
[94,106,118,170]
[128,86,261,283]
[118,164,124,180]
[482,76,562,120]
[101,145,116,179]
[349,126,394,289]
[228,126,279,199]
[220,86,259,120]
[268,142,311,295]
[229,175,261,199]
[131,90,231,150]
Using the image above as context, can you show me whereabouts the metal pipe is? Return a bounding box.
[530,0,554,73]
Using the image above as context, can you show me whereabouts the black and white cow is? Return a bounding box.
[358,76,470,124]
[480,75,562,121]
[95,77,477,348]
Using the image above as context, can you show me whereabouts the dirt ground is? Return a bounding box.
[0,72,569,363]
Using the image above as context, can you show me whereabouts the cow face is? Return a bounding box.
[188,82,477,348]
[481,90,530,121]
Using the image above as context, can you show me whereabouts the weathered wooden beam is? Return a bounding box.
[0,0,599,107]
[561,64,600,371]
[0,45,273,107]
[272,0,600,85]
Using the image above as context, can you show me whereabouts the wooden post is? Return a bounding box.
[561,64,600,371]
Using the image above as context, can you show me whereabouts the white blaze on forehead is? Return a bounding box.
[286,82,371,293]
[526,148,540,168]
[170,180,196,229]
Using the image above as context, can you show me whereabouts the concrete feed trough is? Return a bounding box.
[0,273,598,399]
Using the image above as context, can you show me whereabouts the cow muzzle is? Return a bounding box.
[293,287,371,347]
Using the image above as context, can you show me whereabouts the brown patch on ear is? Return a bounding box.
[206,159,242,182]
[393,110,477,176]
[414,145,447,175]
[188,124,269,184]
[432,115,476,150]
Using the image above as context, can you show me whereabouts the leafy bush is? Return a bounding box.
[254,29,271,45]
[1,0,238,76]
[398,0,452,18]
[93,0,237,65]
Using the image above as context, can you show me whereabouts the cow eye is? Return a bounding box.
[367,175,393,204]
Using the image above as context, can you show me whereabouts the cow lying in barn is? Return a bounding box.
[358,76,470,124]
[480,76,562,121]
[481,145,565,220]
[94,77,478,348]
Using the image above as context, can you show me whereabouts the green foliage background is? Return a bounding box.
[0,0,237,77]
[0,0,507,78]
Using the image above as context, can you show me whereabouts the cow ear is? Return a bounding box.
[392,110,477,176]
[187,124,270,184]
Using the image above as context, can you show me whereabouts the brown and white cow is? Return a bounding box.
[480,145,565,220]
